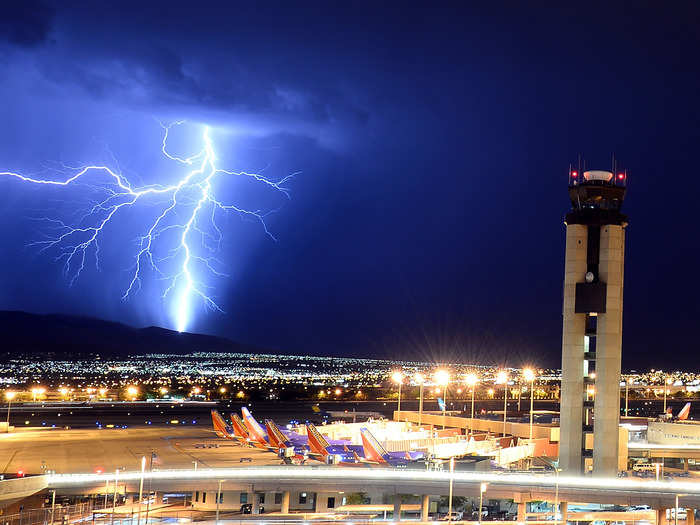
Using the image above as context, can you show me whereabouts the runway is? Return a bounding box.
[0,427,279,475]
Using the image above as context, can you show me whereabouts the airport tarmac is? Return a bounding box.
[0,427,280,476]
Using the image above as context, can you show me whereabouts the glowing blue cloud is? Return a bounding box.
[0,122,294,332]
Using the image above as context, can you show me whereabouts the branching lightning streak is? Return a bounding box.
[1,122,294,332]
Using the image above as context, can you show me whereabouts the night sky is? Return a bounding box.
[1,3,699,370]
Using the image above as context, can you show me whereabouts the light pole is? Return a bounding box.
[624,377,629,417]
[5,391,16,432]
[465,373,478,432]
[554,467,560,524]
[137,456,146,525]
[216,479,223,524]
[447,457,454,523]
[478,482,487,525]
[497,370,508,437]
[111,468,119,525]
[523,368,536,440]
[414,373,425,426]
[392,371,404,416]
[434,370,450,429]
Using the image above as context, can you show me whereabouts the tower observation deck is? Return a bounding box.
[560,167,628,476]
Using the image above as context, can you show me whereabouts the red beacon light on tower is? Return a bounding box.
[618,172,625,180]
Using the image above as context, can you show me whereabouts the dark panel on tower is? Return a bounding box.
[575,282,607,313]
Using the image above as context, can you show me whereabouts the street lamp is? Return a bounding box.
[414,373,426,426]
[5,391,16,432]
[31,387,45,402]
[127,386,139,401]
[664,376,672,414]
[523,368,536,440]
[434,370,450,428]
[465,373,478,423]
[391,371,404,415]
[497,370,508,437]
[478,482,488,525]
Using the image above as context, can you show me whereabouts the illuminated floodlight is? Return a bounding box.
[434,369,450,386]
[391,371,404,384]
[4,391,16,401]
[523,368,536,382]
[414,372,426,384]
[496,371,508,384]
[465,373,478,387]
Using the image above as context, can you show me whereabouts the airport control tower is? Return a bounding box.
[559,167,628,476]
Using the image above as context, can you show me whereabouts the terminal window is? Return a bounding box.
[327,497,335,509]
[274,493,282,504]
[240,493,248,504]
[299,493,307,504]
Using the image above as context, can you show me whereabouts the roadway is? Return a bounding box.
[0,427,279,475]
[47,466,700,509]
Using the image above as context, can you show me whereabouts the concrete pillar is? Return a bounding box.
[393,494,401,521]
[560,501,568,524]
[313,492,324,513]
[688,509,695,525]
[683,458,689,472]
[517,502,526,522]
[421,495,430,522]
[593,225,625,476]
[560,224,587,474]
[656,508,668,525]
[280,491,290,514]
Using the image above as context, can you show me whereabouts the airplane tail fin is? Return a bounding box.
[265,420,290,448]
[241,407,268,443]
[306,423,331,455]
[211,410,230,438]
[360,427,388,463]
[678,402,692,420]
[230,413,251,439]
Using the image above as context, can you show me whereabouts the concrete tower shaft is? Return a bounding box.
[559,168,628,476]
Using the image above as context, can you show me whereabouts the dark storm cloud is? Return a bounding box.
[0,1,55,47]
[8,4,377,149]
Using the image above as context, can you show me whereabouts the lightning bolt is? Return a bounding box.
[0,122,294,333]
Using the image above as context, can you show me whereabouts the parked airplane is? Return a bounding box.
[678,402,691,421]
[359,427,424,466]
[213,407,424,468]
